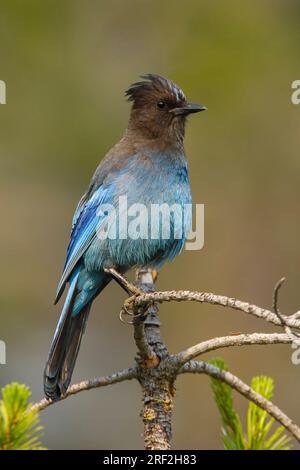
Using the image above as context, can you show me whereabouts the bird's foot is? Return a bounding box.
[119,294,149,324]
[104,265,157,325]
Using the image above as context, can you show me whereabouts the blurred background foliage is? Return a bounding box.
[0,0,300,449]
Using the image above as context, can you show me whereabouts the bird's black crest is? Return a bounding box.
[125,74,186,106]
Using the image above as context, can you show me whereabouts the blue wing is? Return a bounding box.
[55,186,108,303]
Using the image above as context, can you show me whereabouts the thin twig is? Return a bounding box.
[273,277,286,322]
[30,367,137,413]
[175,332,291,366]
[272,277,300,344]
[180,360,300,444]
[131,290,300,330]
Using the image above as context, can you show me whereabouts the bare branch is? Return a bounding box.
[132,290,300,329]
[273,277,286,321]
[272,277,300,344]
[180,360,300,444]
[31,367,137,413]
[175,332,291,366]
[32,274,300,449]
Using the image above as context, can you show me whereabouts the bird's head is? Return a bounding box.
[126,74,206,146]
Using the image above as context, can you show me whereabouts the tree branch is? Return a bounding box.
[180,360,300,444]
[134,269,173,450]
[272,277,300,344]
[175,332,291,366]
[32,275,300,449]
[31,367,137,413]
[130,289,300,329]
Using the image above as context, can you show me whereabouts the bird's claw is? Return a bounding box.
[119,294,149,325]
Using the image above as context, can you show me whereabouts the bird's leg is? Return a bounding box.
[103,265,140,321]
[103,264,157,323]
[103,263,143,296]
[132,268,158,321]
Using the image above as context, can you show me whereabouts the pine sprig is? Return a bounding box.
[0,383,46,450]
[209,359,292,450]
[247,376,291,450]
[209,358,245,449]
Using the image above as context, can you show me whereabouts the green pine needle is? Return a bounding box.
[209,358,292,450]
[246,376,291,450]
[209,358,246,449]
[0,383,46,450]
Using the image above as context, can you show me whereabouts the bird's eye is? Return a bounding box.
[157,100,166,109]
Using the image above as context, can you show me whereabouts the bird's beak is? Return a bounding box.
[170,103,207,116]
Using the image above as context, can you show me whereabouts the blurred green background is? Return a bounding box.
[0,0,300,449]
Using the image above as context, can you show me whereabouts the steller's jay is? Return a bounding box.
[44,74,206,400]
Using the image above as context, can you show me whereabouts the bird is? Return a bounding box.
[44,74,206,400]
